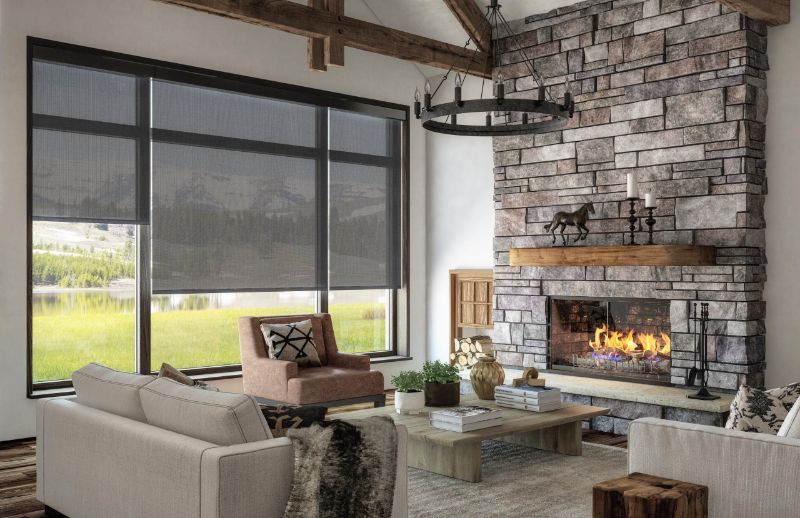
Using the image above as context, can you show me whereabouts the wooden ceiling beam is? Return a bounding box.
[716,0,789,26]
[441,0,492,53]
[156,0,492,78]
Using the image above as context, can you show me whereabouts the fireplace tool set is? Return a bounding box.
[686,302,720,401]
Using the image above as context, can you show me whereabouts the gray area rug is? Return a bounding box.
[408,441,627,518]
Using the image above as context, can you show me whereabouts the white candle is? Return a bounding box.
[645,192,656,208]
[626,172,639,199]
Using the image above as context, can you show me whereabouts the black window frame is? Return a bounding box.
[26,37,410,396]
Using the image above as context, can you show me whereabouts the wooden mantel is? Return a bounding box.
[509,245,716,267]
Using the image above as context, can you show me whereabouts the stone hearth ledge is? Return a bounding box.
[501,369,733,413]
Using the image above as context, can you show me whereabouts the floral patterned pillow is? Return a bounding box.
[725,383,800,434]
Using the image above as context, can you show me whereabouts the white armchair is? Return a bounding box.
[628,418,800,518]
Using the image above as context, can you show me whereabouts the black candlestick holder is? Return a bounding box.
[626,197,639,246]
[645,207,656,245]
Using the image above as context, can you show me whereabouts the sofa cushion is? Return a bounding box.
[725,383,800,434]
[778,398,800,438]
[140,378,272,445]
[287,366,384,405]
[261,320,322,367]
[72,363,155,422]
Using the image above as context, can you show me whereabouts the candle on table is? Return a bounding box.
[645,192,656,208]
[626,172,638,199]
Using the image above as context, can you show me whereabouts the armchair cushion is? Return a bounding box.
[287,367,384,405]
[779,398,800,438]
[725,383,800,433]
[261,320,322,367]
[141,378,272,445]
[256,314,329,365]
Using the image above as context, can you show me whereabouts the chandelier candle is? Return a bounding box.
[424,81,431,111]
[413,88,421,119]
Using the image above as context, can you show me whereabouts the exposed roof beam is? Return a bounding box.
[156,0,492,78]
[717,0,789,26]
[441,0,492,53]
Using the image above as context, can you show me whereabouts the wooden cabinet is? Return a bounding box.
[449,269,494,359]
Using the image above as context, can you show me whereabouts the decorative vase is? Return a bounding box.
[470,354,505,400]
[395,390,425,414]
[424,381,461,407]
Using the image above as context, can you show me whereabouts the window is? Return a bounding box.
[28,39,408,393]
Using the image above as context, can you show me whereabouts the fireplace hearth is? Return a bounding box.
[548,298,672,385]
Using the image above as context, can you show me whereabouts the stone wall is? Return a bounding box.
[491,0,768,390]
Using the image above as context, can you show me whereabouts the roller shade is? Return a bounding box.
[329,110,402,289]
[150,81,322,293]
[30,59,145,222]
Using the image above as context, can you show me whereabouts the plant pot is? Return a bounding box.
[470,354,506,400]
[424,381,461,407]
[395,390,425,414]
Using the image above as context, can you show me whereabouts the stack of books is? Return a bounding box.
[429,405,503,432]
[494,385,562,412]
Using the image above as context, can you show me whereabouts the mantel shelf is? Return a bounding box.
[509,245,716,267]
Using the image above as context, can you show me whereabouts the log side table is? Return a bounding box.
[593,472,708,518]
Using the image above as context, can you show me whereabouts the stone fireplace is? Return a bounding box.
[491,0,768,404]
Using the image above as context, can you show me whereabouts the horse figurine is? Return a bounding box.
[543,202,595,245]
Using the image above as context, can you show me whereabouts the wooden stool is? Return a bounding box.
[593,472,708,518]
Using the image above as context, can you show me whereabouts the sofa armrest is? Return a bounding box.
[393,424,408,518]
[242,356,299,401]
[629,418,800,517]
[201,437,294,518]
[329,351,370,370]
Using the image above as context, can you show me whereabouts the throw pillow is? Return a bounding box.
[260,404,327,438]
[778,398,800,438]
[158,362,195,386]
[157,362,220,391]
[260,320,322,367]
[725,383,800,433]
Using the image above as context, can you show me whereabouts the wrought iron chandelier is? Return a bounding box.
[414,0,574,137]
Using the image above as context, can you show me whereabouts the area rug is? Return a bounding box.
[408,441,627,518]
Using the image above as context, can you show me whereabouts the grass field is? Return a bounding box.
[32,303,386,382]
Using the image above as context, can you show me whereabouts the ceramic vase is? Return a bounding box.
[470,354,505,400]
[394,390,425,414]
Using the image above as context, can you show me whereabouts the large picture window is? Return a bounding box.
[28,39,408,393]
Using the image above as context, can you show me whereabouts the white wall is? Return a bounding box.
[425,79,495,362]
[764,20,800,387]
[0,0,427,441]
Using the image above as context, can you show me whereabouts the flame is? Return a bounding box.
[589,324,671,360]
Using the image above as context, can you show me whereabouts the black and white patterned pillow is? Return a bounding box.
[725,383,800,434]
[260,320,322,367]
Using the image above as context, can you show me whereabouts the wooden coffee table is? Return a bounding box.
[335,396,609,482]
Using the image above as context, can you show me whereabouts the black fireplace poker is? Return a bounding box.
[687,302,720,401]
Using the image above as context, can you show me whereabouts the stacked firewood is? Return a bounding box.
[450,335,492,371]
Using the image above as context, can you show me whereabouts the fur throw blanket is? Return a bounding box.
[284,416,398,518]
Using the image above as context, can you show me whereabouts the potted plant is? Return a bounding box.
[422,360,461,407]
[391,370,425,414]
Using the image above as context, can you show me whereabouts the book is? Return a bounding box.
[429,405,503,425]
[430,416,504,432]
[494,385,561,402]
[494,397,561,412]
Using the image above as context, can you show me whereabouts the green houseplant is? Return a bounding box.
[422,360,461,407]
[391,370,425,414]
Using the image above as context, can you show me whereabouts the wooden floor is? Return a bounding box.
[1,395,626,518]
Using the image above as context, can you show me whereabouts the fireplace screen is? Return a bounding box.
[548,298,671,384]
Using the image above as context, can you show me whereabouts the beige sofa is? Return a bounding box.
[37,364,407,518]
[629,418,800,518]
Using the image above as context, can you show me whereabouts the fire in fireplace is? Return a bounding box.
[548,297,672,384]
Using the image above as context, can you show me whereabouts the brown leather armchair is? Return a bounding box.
[238,313,385,408]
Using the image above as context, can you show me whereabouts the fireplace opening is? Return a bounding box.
[548,297,672,385]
